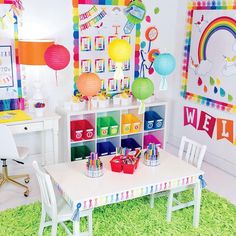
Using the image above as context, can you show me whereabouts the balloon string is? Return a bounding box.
[55,71,58,86]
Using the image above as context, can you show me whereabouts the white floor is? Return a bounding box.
[0,147,236,212]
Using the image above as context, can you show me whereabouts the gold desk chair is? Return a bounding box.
[0,124,30,197]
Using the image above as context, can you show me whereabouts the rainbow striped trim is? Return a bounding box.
[181,0,236,114]
[53,174,199,210]
[0,1,22,109]
[72,0,140,95]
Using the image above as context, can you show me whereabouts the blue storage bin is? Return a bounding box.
[144,111,163,130]
[121,138,141,151]
[97,141,116,157]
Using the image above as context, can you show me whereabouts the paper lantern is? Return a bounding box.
[153,53,176,90]
[44,44,70,70]
[132,77,154,114]
[76,73,101,97]
[108,39,131,63]
[108,39,132,81]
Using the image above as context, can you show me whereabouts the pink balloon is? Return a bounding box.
[146,15,151,23]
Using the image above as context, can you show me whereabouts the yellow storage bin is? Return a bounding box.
[121,114,141,134]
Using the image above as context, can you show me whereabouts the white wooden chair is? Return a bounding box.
[166,136,207,222]
[0,124,30,197]
[33,161,93,236]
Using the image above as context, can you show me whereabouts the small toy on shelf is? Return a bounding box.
[110,147,141,174]
[144,143,160,166]
[86,152,103,178]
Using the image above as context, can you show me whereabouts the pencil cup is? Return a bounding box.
[35,107,45,117]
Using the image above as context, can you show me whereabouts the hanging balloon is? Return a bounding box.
[132,77,154,114]
[76,73,102,109]
[44,44,70,85]
[108,39,132,81]
[153,53,176,90]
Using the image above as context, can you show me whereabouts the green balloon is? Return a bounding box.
[132,77,154,100]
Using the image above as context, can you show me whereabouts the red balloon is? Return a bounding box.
[44,44,70,70]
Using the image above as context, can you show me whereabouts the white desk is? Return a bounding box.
[5,112,60,164]
[45,149,204,235]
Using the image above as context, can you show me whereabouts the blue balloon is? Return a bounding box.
[153,53,176,76]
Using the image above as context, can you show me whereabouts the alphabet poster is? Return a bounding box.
[181,1,236,114]
[72,0,140,95]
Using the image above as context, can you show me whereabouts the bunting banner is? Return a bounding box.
[184,106,198,129]
[198,111,216,138]
[80,10,107,31]
[184,106,235,145]
[217,118,234,143]
[79,6,98,21]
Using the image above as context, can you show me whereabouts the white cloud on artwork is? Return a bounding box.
[197,60,212,76]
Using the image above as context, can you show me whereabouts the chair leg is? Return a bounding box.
[7,177,28,190]
[38,208,46,236]
[73,221,80,236]
[150,193,155,208]
[88,211,93,236]
[51,222,58,236]
[9,174,29,180]
[167,190,174,222]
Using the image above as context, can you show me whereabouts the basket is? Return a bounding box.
[71,120,94,141]
[71,145,91,161]
[121,114,141,134]
[144,111,163,130]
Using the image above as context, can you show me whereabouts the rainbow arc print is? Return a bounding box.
[198,16,236,61]
[181,0,236,114]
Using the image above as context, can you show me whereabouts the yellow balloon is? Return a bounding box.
[108,39,132,62]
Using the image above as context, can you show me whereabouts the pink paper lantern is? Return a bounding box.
[44,44,70,70]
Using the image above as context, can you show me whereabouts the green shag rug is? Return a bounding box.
[0,190,236,236]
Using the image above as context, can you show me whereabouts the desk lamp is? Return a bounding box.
[18,40,54,110]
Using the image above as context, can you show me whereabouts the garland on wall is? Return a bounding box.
[184,106,236,145]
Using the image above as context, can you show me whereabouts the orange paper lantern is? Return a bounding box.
[76,73,101,97]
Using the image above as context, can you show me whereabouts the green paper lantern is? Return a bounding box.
[132,77,154,101]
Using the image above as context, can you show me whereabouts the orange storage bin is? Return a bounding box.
[121,114,141,134]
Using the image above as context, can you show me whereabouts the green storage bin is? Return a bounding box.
[71,145,91,161]
[97,116,119,137]
[97,117,109,138]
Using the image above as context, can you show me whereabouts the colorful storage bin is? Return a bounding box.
[144,111,163,130]
[121,114,141,134]
[71,145,91,161]
[71,120,94,141]
[97,117,119,138]
[121,138,142,151]
[144,134,161,149]
[97,141,116,157]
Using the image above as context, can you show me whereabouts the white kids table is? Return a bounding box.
[45,149,204,235]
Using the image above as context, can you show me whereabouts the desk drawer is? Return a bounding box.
[8,122,44,134]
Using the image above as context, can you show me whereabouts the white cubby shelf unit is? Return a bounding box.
[57,101,167,162]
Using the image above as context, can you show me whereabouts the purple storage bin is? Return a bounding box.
[121,138,141,151]
[144,135,161,149]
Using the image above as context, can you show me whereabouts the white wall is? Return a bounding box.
[169,0,236,176]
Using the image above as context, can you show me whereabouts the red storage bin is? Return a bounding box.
[110,156,122,172]
[71,120,94,141]
[123,163,136,174]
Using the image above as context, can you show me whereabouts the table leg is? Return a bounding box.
[193,180,202,227]
[41,130,46,166]
[73,220,80,236]
[53,128,59,164]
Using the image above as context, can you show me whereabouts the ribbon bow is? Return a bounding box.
[72,203,82,221]
[199,175,207,189]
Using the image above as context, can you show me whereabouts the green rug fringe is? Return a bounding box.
[0,190,235,236]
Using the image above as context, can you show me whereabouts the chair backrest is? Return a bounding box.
[32,161,57,217]
[178,136,207,169]
[0,124,19,159]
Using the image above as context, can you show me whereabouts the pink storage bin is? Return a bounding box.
[144,135,162,149]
